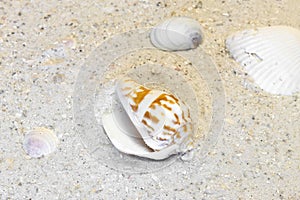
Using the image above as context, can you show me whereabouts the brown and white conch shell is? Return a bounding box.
[23,127,59,158]
[102,78,193,160]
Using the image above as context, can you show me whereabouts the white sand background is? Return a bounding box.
[0,0,299,199]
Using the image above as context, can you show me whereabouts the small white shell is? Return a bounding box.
[226,26,300,95]
[102,78,193,160]
[150,17,203,51]
[23,127,59,158]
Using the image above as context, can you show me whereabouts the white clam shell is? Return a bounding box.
[102,78,193,160]
[226,26,300,95]
[150,17,203,51]
[23,127,59,158]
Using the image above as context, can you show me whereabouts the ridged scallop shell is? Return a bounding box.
[102,78,193,160]
[23,127,59,158]
[150,17,203,51]
[226,26,300,95]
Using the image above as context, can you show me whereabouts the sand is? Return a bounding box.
[0,0,299,199]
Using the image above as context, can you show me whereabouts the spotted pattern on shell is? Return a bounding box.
[116,78,193,151]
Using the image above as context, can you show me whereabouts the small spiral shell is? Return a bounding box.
[116,78,193,151]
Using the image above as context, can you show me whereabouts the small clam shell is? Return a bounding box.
[150,17,203,51]
[226,26,300,95]
[102,78,193,160]
[23,127,59,158]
